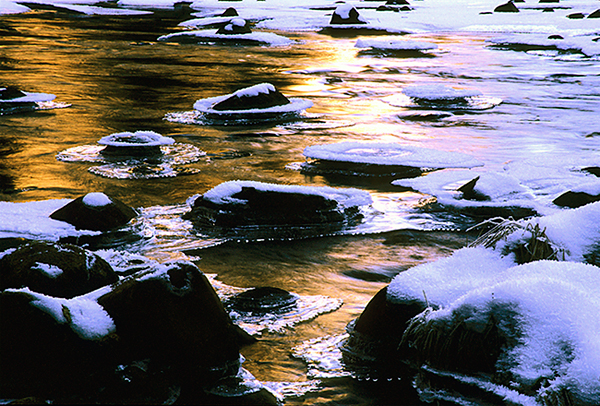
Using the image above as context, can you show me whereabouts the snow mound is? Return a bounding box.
[97,130,175,147]
[201,180,373,208]
[82,192,113,207]
[304,142,483,169]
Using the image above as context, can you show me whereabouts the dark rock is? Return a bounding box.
[226,286,297,314]
[343,287,427,364]
[0,241,118,298]
[582,167,600,177]
[216,18,252,35]
[386,0,409,4]
[221,7,238,16]
[539,0,559,3]
[0,290,118,399]
[494,1,519,12]
[211,84,290,111]
[457,176,491,201]
[330,5,367,25]
[50,193,137,231]
[553,191,600,208]
[97,261,253,376]
[0,87,27,100]
[588,9,600,18]
[567,12,585,19]
[548,34,564,40]
[184,185,357,228]
[543,8,555,12]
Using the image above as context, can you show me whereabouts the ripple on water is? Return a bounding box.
[56,143,205,179]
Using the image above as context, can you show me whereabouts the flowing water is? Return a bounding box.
[1,8,599,405]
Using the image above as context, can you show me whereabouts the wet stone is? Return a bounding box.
[226,287,298,314]
[212,85,290,111]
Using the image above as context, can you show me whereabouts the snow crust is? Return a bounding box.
[200,180,373,209]
[0,89,56,103]
[157,30,294,46]
[403,84,483,100]
[387,202,600,403]
[0,199,101,240]
[304,141,483,169]
[8,286,116,340]
[97,130,175,147]
[355,38,438,51]
[82,192,112,207]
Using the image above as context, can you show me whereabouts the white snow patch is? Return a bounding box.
[97,130,175,147]
[9,287,116,340]
[200,180,373,208]
[402,84,483,100]
[304,141,483,169]
[82,192,113,207]
[230,83,276,98]
[0,89,56,103]
[0,0,29,15]
[33,262,64,278]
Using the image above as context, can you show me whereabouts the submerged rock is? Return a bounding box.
[211,83,290,111]
[183,180,371,229]
[50,192,138,231]
[0,240,118,298]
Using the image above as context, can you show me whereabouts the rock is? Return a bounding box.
[216,17,252,35]
[553,191,600,208]
[225,287,297,314]
[50,192,138,231]
[0,87,28,100]
[494,1,519,12]
[221,7,238,16]
[548,34,564,40]
[457,176,491,201]
[582,167,600,177]
[386,0,409,4]
[0,241,118,298]
[567,12,585,19]
[0,289,118,399]
[343,287,427,365]
[589,9,600,18]
[539,0,559,3]
[183,184,358,228]
[330,4,367,25]
[211,83,290,111]
[97,261,254,377]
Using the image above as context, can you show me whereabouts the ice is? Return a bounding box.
[7,287,117,341]
[304,141,483,169]
[201,180,373,209]
[355,38,438,52]
[97,130,175,147]
[82,192,112,207]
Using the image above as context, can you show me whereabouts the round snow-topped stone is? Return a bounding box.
[97,130,175,147]
[82,193,112,207]
[402,84,483,100]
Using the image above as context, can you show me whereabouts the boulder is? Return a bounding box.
[0,289,119,399]
[457,176,491,201]
[0,240,118,298]
[567,12,585,19]
[184,185,356,228]
[494,1,519,12]
[211,83,290,111]
[225,286,297,314]
[330,4,367,25]
[553,190,600,208]
[50,192,138,231]
[216,17,252,35]
[97,261,254,377]
[582,166,600,177]
[221,7,238,16]
[589,9,600,18]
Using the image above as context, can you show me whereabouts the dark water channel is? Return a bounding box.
[1,7,599,405]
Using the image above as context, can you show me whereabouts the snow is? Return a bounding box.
[33,262,64,278]
[199,180,373,209]
[97,130,175,147]
[230,83,276,99]
[157,30,295,47]
[304,141,483,169]
[82,192,112,207]
[403,84,483,100]
[0,199,101,241]
[7,286,116,340]
[0,0,29,15]
[488,33,600,58]
[386,203,600,403]
[0,89,56,103]
[355,38,438,52]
